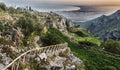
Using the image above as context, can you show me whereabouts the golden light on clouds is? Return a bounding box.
[45,0,120,5]
[1,0,120,6]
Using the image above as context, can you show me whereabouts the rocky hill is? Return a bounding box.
[0,3,85,70]
[79,10,120,40]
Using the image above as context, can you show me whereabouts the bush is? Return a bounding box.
[74,31,88,37]
[0,3,7,11]
[16,13,43,36]
[101,39,120,55]
[16,16,35,35]
[41,31,63,46]
[101,66,117,70]
[0,38,13,45]
[0,21,4,31]
[8,7,16,14]
[78,41,97,49]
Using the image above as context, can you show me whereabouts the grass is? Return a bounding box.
[72,48,120,70]
[67,27,101,45]
[49,28,120,70]
[75,36,101,45]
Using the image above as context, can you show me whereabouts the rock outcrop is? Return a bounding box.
[48,12,75,32]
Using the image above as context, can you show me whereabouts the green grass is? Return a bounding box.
[49,28,120,70]
[75,36,101,45]
[72,48,120,70]
[68,27,101,45]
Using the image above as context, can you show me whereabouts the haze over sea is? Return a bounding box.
[57,6,120,22]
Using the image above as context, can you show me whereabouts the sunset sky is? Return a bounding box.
[0,0,120,12]
[1,0,120,6]
[40,0,120,5]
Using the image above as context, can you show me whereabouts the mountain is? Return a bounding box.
[79,10,120,40]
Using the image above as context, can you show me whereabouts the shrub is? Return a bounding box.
[0,21,4,31]
[16,13,43,36]
[8,7,16,14]
[0,3,7,11]
[101,66,117,70]
[41,32,62,46]
[101,39,120,55]
[78,41,97,49]
[0,38,13,45]
[74,31,88,37]
[16,16,35,35]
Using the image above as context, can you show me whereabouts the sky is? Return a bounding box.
[1,0,120,6]
[36,0,120,6]
[0,0,120,8]
[0,0,120,12]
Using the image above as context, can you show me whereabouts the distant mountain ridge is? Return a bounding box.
[79,10,120,40]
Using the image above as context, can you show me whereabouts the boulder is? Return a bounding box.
[68,53,83,64]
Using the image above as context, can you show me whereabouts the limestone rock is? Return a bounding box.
[0,49,12,69]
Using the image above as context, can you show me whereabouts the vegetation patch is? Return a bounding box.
[48,29,120,70]
[101,39,120,55]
